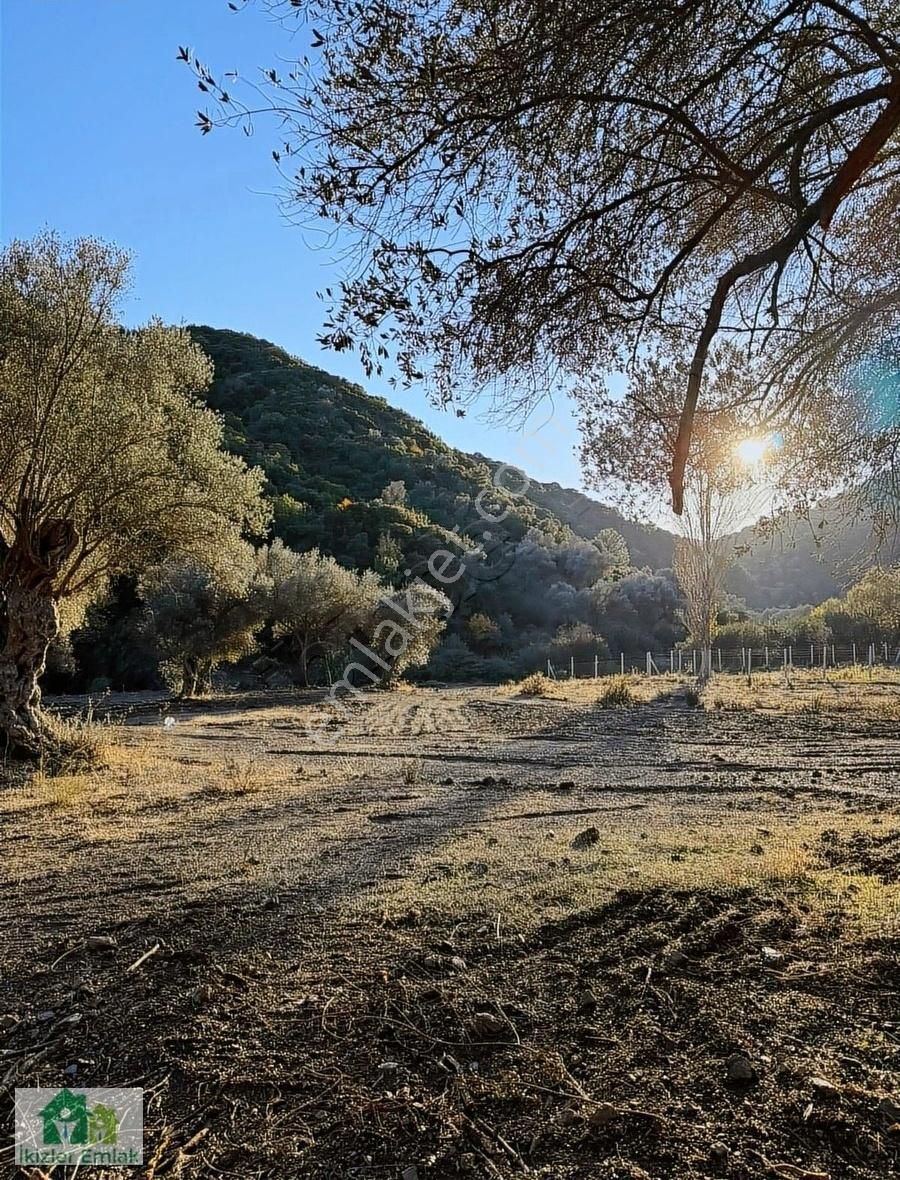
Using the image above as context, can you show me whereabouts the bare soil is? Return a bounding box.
[1,683,898,1179]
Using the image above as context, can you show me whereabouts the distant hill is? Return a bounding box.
[189,326,657,570]
[506,472,676,571]
[190,326,892,611]
[725,501,899,609]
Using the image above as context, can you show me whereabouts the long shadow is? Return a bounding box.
[45,685,335,724]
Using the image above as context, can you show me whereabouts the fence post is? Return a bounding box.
[810,644,814,667]
[620,652,625,676]
[670,649,675,673]
[717,648,722,672]
[646,651,652,676]
[852,641,857,665]
[594,653,599,678]
[884,642,889,663]
[765,645,769,668]
[822,643,827,677]
[570,655,575,679]
[547,658,553,678]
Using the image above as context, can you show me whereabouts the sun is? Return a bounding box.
[734,436,769,465]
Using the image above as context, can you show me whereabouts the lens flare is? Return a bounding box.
[734,436,769,465]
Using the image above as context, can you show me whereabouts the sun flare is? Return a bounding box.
[735,436,769,465]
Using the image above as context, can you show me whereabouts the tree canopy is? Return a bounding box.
[188,0,900,511]
[0,234,268,753]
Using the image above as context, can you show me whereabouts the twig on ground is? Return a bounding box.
[127,942,162,973]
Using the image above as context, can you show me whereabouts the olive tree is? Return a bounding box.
[367,581,452,686]
[258,539,384,684]
[186,0,900,510]
[141,539,263,697]
[0,234,268,755]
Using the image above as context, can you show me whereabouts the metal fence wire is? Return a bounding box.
[546,642,900,679]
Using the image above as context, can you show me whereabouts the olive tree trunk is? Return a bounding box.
[0,580,61,757]
[180,656,213,698]
[1,519,78,759]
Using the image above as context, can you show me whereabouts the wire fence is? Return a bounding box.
[546,641,900,680]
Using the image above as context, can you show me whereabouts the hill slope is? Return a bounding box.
[190,326,651,569]
[191,326,889,610]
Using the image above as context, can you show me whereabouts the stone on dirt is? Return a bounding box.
[726,1053,758,1084]
[469,1011,509,1039]
[572,826,600,849]
[84,935,117,952]
[663,949,689,970]
[587,1102,617,1127]
[578,988,598,1011]
[809,1075,839,1099]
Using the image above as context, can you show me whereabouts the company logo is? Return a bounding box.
[15,1087,143,1166]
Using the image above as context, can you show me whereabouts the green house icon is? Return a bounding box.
[39,1088,89,1146]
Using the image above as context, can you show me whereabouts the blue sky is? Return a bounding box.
[1,0,586,490]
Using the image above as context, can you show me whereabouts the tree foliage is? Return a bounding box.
[142,540,263,697]
[0,234,268,753]
[812,565,900,643]
[257,538,384,683]
[188,0,900,509]
[368,581,452,684]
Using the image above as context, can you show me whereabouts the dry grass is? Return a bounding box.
[10,684,900,942]
[199,756,285,797]
[697,668,900,720]
[537,668,900,721]
[355,807,900,939]
[42,710,121,773]
[596,675,635,708]
[548,672,695,706]
[515,671,557,697]
[400,756,424,785]
[33,769,97,809]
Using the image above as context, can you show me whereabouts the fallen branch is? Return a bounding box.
[127,942,161,973]
[753,1152,830,1180]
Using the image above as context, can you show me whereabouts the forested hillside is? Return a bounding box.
[48,325,897,694]
[190,326,597,566]
[193,326,891,611]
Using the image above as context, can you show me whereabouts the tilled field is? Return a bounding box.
[1,685,898,1178]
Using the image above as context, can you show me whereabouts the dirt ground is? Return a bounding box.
[1,677,899,1179]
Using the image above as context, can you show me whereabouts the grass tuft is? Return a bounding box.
[202,757,271,797]
[41,711,119,775]
[401,757,423,786]
[597,676,635,708]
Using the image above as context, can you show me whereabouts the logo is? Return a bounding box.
[15,1087,143,1166]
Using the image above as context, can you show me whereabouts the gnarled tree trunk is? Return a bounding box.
[0,579,61,756]
[0,517,78,759]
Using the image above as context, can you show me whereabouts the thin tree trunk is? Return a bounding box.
[180,656,214,698]
[181,656,200,698]
[0,580,61,757]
